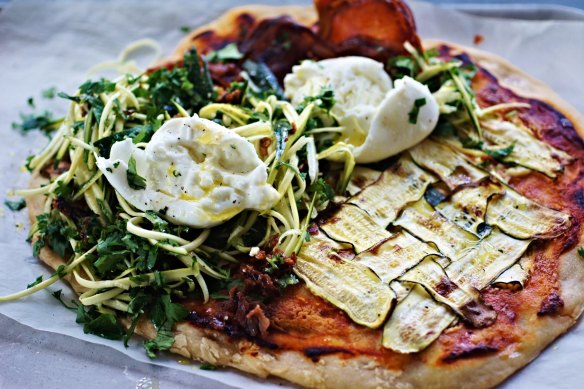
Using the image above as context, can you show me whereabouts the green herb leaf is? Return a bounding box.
[42,87,57,99]
[299,86,336,113]
[127,155,147,190]
[207,43,243,63]
[94,125,155,158]
[179,25,191,33]
[200,363,218,371]
[26,275,43,289]
[408,97,427,124]
[4,198,26,211]
[388,55,420,79]
[144,329,175,358]
[578,247,584,259]
[483,142,516,161]
[12,111,62,136]
[77,307,125,340]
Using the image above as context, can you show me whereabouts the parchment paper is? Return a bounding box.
[0,1,583,388]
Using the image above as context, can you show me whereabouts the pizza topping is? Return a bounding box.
[96,115,279,228]
[409,139,489,189]
[435,180,504,236]
[486,186,571,239]
[399,256,496,328]
[348,155,437,227]
[354,231,438,283]
[395,198,478,260]
[284,57,439,163]
[382,285,456,353]
[295,235,394,328]
[319,204,392,253]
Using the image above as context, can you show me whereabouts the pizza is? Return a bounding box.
[6,0,584,388]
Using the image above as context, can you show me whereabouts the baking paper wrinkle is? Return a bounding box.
[0,1,583,388]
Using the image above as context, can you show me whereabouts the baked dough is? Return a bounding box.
[27,4,584,389]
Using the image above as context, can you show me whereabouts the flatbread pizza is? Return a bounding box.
[4,1,584,388]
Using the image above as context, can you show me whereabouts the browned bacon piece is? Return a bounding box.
[315,0,422,60]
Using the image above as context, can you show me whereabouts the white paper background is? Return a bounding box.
[0,1,583,388]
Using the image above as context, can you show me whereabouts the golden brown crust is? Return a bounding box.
[25,5,584,389]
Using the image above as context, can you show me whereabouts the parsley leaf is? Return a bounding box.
[26,275,43,289]
[144,329,175,358]
[579,247,584,259]
[94,125,155,158]
[299,86,336,113]
[207,43,243,63]
[179,25,190,33]
[76,305,125,340]
[33,212,76,258]
[12,111,62,136]
[42,87,57,99]
[388,55,420,79]
[200,363,218,371]
[127,155,147,190]
[408,98,427,124]
[308,178,335,208]
[483,142,516,161]
[4,198,26,211]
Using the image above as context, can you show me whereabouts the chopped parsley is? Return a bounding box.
[206,43,243,63]
[4,198,26,211]
[408,97,427,124]
[12,111,62,136]
[127,155,147,190]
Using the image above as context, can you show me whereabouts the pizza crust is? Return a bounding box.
[26,5,584,389]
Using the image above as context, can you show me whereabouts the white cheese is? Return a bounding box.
[284,57,439,163]
[96,115,279,228]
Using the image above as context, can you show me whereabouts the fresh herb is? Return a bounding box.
[94,125,155,158]
[308,178,335,208]
[12,111,62,136]
[388,55,420,79]
[242,60,285,100]
[58,79,116,122]
[578,247,584,259]
[27,97,35,108]
[144,210,168,232]
[200,363,218,371]
[127,155,147,190]
[483,142,516,161]
[206,43,243,63]
[408,97,427,124]
[4,198,26,211]
[276,273,299,289]
[33,212,77,258]
[145,47,214,119]
[42,87,57,99]
[299,86,336,113]
[448,66,481,137]
[179,25,190,33]
[144,329,175,358]
[26,275,43,289]
[76,305,125,340]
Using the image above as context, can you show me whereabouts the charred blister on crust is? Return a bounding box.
[537,291,565,316]
[442,344,499,364]
[303,346,355,362]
